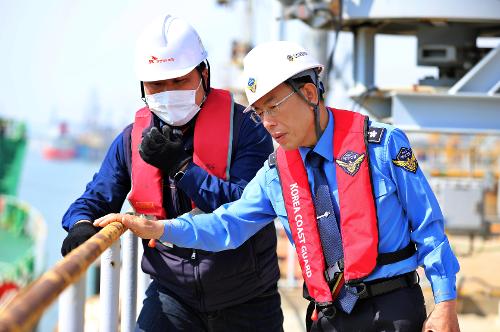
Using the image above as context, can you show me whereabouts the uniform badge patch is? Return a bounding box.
[247,78,257,93]
[335,151,365,176]
[367,127,385,144]
[392,147,418,173]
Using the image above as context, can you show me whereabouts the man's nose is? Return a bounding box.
[262,117,277,131]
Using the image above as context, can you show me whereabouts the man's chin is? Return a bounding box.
[279,142,299,151]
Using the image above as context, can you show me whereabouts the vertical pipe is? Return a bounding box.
[353,27,375,91]
[86,264,98,298]
[278,2,286,41]
[497,176,500,219]
[58,275,86,332]
[100,240,121,332]
[121,231,138,332]
[136,239,151,317]
[315,31,331,90]
[245,0,253,46]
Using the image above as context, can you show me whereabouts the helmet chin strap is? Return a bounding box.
[312,104,322,142]
[196,59,211,96]
[140,81,147,105]
[285,71,323,141]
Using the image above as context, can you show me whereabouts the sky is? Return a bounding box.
[0,0,462,133]
[0,0,249,129]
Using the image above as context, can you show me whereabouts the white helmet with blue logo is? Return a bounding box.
[135,15,208,82]
[243,41,323,112]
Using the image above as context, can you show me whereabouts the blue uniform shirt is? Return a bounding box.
[163,111,460,304]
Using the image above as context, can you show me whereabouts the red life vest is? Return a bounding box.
[128,88,233,218]
[276,108,379,304]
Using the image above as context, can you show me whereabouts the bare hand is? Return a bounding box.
[422,300,460,332]
[94,213,165,240]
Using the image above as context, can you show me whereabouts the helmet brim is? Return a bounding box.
[139,64,197,82]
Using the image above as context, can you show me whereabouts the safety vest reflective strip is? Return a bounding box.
[276,108,379,304]
[128,88,233,218]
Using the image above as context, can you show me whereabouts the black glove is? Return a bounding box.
[139,125,192,177]
[61,222,100,257]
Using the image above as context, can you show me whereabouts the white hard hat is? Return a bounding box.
[243,41,323,112]
[135,15,208,82]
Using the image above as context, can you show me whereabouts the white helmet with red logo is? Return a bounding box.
[243,41,323,112]
[135,15,208,82]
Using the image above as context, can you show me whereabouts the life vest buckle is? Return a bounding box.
[324,259,343,284]
[319,304,337,319]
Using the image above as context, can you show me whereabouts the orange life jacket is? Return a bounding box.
[276,108,379,304]
[276,108,416,305]
[127,88,234,218]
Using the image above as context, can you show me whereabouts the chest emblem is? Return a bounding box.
[335,151,365,176]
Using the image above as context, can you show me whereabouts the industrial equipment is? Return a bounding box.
[277,0,500,236]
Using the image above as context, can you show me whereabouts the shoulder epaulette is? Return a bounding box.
[367,126,385,144]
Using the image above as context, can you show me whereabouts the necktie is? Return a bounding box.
[308,151,358,313]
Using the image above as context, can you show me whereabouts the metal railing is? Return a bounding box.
[0,222,128,332]
[0,220,301,332]
[57,228,150,332]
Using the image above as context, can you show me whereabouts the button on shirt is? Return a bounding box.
[164,111,460,303]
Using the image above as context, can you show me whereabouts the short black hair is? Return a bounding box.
[196,61,207,71]
[288,75,325,101]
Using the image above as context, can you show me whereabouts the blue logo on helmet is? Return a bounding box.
[247,78,257,93]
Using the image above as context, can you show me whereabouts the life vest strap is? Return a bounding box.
[323,241,416,275]
[356,271,419,299]
[324,241,416,286]
[376,241,416,266]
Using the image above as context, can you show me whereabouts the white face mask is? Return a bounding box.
[146,79,204,126]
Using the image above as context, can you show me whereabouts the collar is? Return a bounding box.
[298,110,334,162]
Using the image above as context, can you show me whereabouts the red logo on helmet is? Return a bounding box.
[148,56,175,64]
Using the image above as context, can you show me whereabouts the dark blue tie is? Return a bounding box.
[308,151,358,313]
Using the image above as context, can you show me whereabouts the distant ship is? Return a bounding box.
[0,118,46,307]
[75,125,116,161]
[42,122,77,160]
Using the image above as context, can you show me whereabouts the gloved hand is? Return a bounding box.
[61,221,100,257]
[139,125,192,177]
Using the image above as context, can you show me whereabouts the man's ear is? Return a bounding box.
[301,82,319,105]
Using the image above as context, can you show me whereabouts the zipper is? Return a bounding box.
[191,249,206,311]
